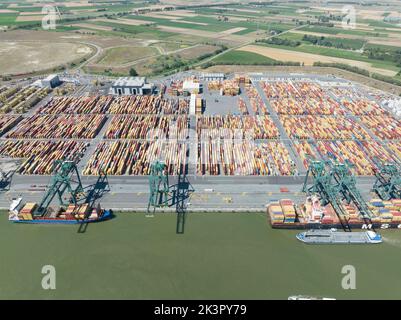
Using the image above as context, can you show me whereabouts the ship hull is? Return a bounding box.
[11,210,112,225]
[271,222,401,230]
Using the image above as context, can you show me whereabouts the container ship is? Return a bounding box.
[8,198,111,224]
[267,196,401,230]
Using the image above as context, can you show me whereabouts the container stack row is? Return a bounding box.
[237,97,249,115]
[7,114,107,139]
[167,80,183,96]
[254,142,297,176]
[39,95,190,115]
[341,99,387,116]
[0,86,50,114]
[0,115,22,137]
[0,140,88,174]
[197,140,254,175]
[279,115,370,140]
[313,140,394,175]
[207,80,240,96]
[196,115,279,140]
[267,200,298,225]
[103,115,189,140]
[387,142,401,161]
[261,81,344,115]
[37,95,114,114]
[292,140,319,169]
[244,85,268,115]
[280,199,296,223]
[82,140,187,176]
[369,199,401,224]
[197,140,296,176]
[359,115,401,140]
[108,96,188,114]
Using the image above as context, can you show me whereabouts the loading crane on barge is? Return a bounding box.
[302,159,374,231]
[373,161,401,200]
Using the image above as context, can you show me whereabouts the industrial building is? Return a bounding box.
[110,77,154,95]
[41,74,60,89]
[182,79,202,95]
[200,73,225,81]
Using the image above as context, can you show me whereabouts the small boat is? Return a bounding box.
[288,295,336,300]
[296,229,382,244]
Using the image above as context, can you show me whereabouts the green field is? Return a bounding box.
[97,46,158,65]
[258,43,400,72]
[2,212,401,299]
[91,21,175,39]
[127,15,232,32]
[299,25,388,37]
[212,50,278,65]
[277,32,366,50]
[0,13,18,25]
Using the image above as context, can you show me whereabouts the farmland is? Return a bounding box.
[209,50,278,65]
[96,46,158,66]
[0,0,400,84]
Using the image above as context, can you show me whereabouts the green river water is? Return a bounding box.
[1,212,401,299]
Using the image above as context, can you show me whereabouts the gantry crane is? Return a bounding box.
[33,159,84,217]
[329,161,373,226]
[302,160,352,231]
[147,161,170,215]
[0,168,14,191]
[373,162,401,200]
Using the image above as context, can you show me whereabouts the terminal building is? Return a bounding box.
[182,79,202,95]
[110,77,154,95]
[41,74,60,88]
[200,73,225,81]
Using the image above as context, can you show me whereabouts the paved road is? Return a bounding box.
[0,174,376,211]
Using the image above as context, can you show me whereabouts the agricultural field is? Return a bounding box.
[96,46,159,66]
[212,51,278,65]
[237,45,398,77]
[1,0,400,83]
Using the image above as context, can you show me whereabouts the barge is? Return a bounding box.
[296,229,382,244]
[8,197,112,225]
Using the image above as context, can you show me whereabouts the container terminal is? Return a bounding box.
[0,71,400,231]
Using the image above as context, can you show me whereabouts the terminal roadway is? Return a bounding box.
[0,174,376,212]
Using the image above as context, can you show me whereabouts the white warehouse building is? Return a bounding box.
[110,77,154,95]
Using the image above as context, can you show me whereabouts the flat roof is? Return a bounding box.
[202,73,225,77]
[43,74,59,81]
[113,77,146,87]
